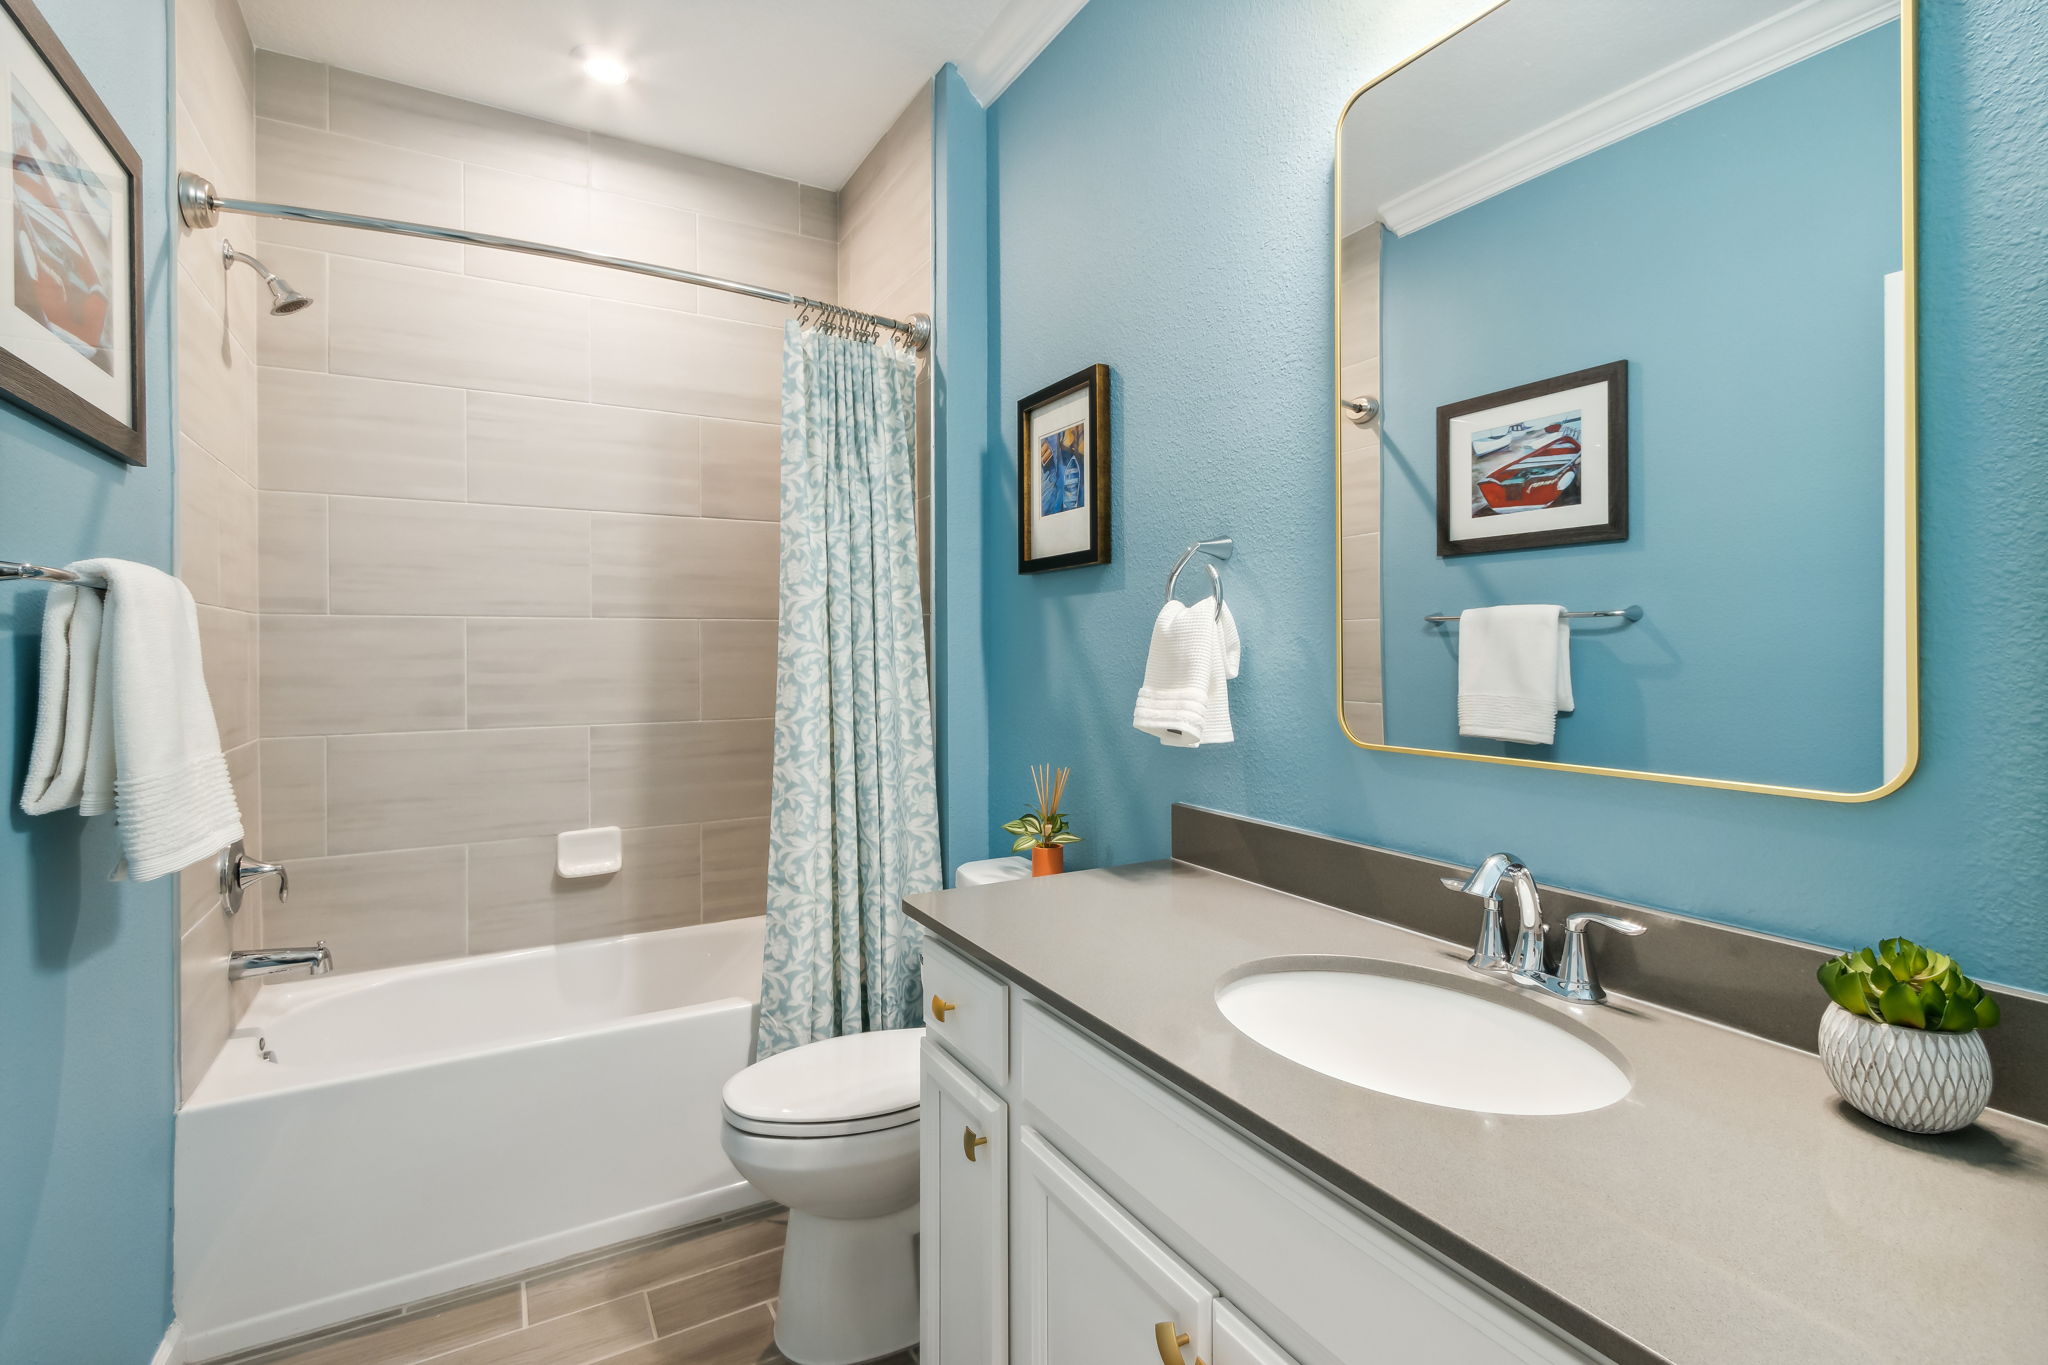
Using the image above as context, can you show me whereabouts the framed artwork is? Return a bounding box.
[1436,360,1626,557]
[1017,364,1110,572]
[0,0,145,464]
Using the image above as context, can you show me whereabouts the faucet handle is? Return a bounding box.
[220,839,288,915]
[1565,911,1644,938]
[1546,912,1645,1004]
[1444,877,1511,972]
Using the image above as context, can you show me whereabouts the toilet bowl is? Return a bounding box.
[720,1027,925,1365]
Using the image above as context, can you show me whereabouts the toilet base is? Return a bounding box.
[772,1204,920,1365]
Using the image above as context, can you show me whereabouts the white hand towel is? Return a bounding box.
[1457,605,1573,745]
[19,559,244,881]
[1162,600,1239,748]
[1133,600,1216,743]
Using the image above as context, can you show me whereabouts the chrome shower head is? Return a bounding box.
[221,239,314,316]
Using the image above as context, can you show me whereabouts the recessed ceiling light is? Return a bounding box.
[573,46,630,86]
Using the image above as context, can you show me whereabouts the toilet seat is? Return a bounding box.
[722,1027,925,1140]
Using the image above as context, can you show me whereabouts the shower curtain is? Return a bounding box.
[757,321,942,1057]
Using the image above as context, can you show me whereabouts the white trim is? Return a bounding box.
[957,0,1092,104]
[151,1321,186,1365]
[1380,0,1898,236]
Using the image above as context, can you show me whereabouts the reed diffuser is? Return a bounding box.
[1003,765,1081,876]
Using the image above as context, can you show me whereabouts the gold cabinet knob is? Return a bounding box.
[1155,1321,1205,1365]
[931,994,956,1022]
[963,1126,989,1162]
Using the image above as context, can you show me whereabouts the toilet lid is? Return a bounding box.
[722,1027,925,1128]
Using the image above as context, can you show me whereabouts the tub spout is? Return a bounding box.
[229,942,333,980]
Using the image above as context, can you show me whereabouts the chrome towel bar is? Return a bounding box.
[1425,605,1642,624]
[1,560,104,589]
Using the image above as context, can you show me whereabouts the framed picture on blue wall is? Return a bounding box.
[0,0,146,465]
[1436,361,1627,556]
[1018,364,1111,572]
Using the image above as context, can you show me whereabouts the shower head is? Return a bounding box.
[221,239,314,316]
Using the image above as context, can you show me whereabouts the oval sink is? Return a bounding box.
[1216,962,1630,1116]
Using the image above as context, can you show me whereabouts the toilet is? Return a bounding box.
[722,859,1025,1364]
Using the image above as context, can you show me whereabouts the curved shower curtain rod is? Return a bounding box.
[175,171,931,352]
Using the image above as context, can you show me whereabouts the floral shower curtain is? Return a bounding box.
[756,321,942,1057]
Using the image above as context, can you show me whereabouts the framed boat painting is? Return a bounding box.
[1018,364,1111,572]
[0,0,146,464]
[1436,360,1627,557]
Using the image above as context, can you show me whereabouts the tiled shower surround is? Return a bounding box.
[237,56,931,977]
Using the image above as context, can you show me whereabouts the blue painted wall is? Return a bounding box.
[0,0,178,1358]
[971,0,2048,994]
[1378,26,1899,789]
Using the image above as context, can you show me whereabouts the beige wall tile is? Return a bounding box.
[1343,701,1386,745]
[330,68,590,185]
[467,825,702,954]
[328,256,590,399]
[425,1295,651,1365]
[699,420,780,521]
[260,737,326,860]
[525,1216,784,1324]
[328,498,590,617]
[837,91,933,321]
[584,191,701,309]
[177,270,258,484]
[175,0,254,195]
[255,243,328,372]
[178,438,224,607]
[696,218,836,325]
[263,616,466,737]
[702,818,768,922]
[592,721,770,829]
[589,302,780,422]
[264,846,469,973]
[179,906,232,1102]
[328,728,589,854]
[251,50,327,128]
[180,855,218,937]
[467,394,700,517]
[591,514,777,620]
[468,619,700,728]
[1341,428,1382,536]
[1341,532,1381,622]
[259,490,327,614]
[218,465,260,615]
[258,368,466,498]
[590,135,796,230]
[798,186,838,241]
[198,605,258,752]
[461,165,594,294]
[1342,620,1385,705]
[646,1248,781,1336]
[700,622,775,720]
[255,119,463,270]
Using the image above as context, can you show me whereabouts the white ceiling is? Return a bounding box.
[237,0,1089,188]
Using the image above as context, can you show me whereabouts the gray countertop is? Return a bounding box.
[904,861,2048,1365]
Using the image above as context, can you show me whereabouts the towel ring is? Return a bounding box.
[1165,537,1232,619]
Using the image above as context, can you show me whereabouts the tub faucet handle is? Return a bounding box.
[221,839,288,914]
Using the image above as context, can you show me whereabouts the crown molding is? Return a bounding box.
[1380,0,1898,236]
[958,0,1092,104]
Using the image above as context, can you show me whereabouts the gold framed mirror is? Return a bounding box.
[1335,0,1917,801]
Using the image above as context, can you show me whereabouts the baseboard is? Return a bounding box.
[151,1321,186,1365]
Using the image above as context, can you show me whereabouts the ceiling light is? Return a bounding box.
[574,47,630,86]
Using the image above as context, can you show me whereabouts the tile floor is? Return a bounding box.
[214,1209,917,1365]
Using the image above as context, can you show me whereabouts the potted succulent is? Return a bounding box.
[1003,765,1080,876]
[1816,937,2000,1134]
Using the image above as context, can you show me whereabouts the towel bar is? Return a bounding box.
[1,560,105,589]
[1425,606,1642,624]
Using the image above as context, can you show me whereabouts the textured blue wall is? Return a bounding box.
[0,0,178,1358]
[1378,25,1899,789]
[974,0,2048,994]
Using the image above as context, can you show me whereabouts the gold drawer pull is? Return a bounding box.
[1154,1321,1206,1365]
[963,1126,989,1161]
[931,994,956,1022]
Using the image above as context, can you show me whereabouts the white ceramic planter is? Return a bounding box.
[1817,1003,1992,1134]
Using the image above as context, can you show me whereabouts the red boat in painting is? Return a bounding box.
[1476,426,1582,512]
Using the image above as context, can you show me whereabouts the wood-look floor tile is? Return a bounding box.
[526,1217,785,1325]
[249,1286,520,1365]
[425,1294,653,1365]
[647,1249,782,1337]
[597,1304,780,1365]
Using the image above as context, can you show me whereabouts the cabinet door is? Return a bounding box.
[1013,1126,1215,1365]
[1213,1302,1300,1365]
[921,1040,1008,1365]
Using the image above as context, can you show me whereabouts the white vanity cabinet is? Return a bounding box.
[918,939,1592,1365]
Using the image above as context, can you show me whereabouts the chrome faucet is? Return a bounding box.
[229,942,333,980]
[1443,852,1547,979]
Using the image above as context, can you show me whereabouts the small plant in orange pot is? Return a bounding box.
[1003,765,1080,876]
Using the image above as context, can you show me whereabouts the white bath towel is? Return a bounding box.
[19,559,244,881]
[1134,598,1240,747]
[1456,605,1573,745]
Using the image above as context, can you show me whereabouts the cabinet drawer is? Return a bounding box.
[1018,1004,1596,1365]
[922,938,1009,1085]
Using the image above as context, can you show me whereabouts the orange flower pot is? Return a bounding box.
[1031,845,1065,877]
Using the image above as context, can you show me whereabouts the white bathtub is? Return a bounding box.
[174,917,767,1360]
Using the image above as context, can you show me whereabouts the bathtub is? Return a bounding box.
[174,917,767,1360]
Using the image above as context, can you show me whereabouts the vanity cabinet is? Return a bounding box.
[920,940,1590,1365]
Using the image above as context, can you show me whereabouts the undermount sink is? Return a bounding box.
[1216,960,1631,1116]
